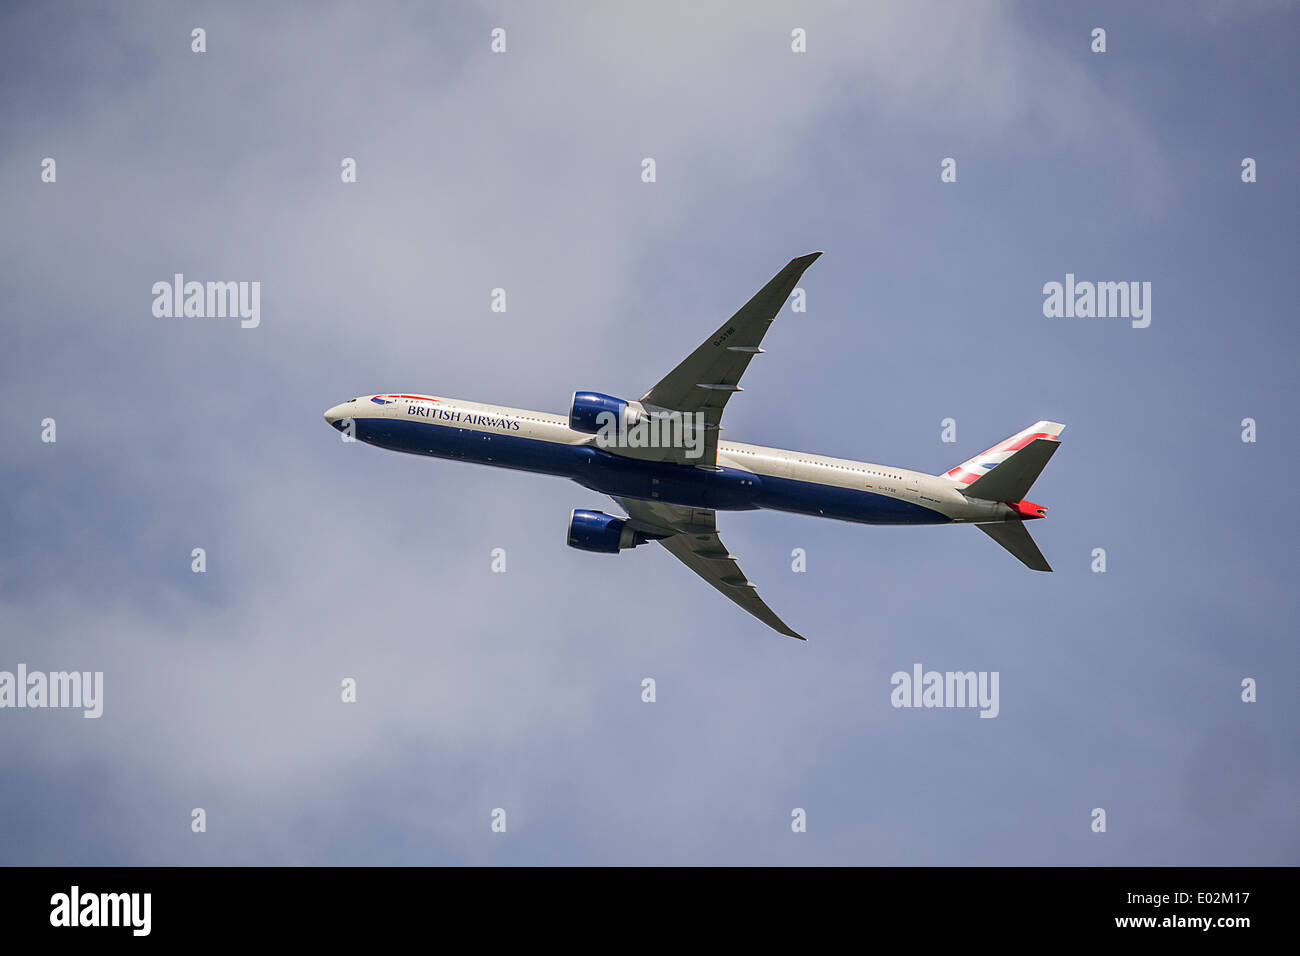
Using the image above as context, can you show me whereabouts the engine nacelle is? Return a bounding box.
[569,391,645,434]
[567,509,653,553]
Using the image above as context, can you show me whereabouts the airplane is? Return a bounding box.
[324,252,1064,640]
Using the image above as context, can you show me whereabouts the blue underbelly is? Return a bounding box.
[352,418,949,525]
[755,475,951,525]
[355,417,572,474]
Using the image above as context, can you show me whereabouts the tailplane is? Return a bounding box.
[977,521,1052,572]
[946,421,1065,572]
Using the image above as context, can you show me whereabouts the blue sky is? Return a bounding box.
[1,0,1296,864]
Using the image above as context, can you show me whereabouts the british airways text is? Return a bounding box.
[408,404,521,430]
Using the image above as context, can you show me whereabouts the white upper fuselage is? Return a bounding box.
[324,393,1013,525]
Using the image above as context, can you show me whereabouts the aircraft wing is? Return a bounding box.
[613,496,805,641]
[638,252,822,468]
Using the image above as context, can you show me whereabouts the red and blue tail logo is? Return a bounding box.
[944,421,1065,485]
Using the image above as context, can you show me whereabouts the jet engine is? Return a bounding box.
[566,509,660,553]
[568,391,646,434]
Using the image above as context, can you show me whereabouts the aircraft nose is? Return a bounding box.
[324,403,348,427]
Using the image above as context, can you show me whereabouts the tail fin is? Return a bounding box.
[963,438,1059,503]
[947,421,1066,573]
[943,421,1065,489]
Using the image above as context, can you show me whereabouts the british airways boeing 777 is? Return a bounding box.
[325,252,1063,640]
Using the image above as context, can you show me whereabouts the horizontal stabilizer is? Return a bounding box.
[963,438,1060,503]
[978,521,1052,572]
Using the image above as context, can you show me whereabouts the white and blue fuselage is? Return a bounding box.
[324,393,1012,526]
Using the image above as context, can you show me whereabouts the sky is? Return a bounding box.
[1,0,1296,865]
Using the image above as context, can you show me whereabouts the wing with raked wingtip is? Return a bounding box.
[612,496,805,641]
[637,252,823,468]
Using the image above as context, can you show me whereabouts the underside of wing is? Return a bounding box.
[638,252,822,467]
[613,496,806,641]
